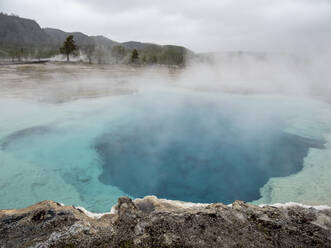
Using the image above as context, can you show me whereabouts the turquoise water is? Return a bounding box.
[0,89,330,212]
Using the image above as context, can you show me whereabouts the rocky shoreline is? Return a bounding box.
[1,196,331,248]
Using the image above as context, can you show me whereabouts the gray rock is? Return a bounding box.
[1,196,331,247]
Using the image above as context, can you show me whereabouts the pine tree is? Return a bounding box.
[131,49,139,63]
[60,35,78,62]
[151,55,157,64]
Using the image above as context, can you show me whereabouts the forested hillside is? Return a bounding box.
[0,13,193,65]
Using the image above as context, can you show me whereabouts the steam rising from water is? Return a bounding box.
[0,59,331,212]
[95,91,325,204]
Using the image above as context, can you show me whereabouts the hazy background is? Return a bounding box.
[1,0,331,54]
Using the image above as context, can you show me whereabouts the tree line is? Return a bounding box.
[0,35,189,66]
[60,35,188,66]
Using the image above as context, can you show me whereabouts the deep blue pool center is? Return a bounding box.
[95,92,325,204]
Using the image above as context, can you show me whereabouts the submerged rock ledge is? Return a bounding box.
[1,196,331,248]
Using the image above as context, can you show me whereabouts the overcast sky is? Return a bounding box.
[1,0,331,53]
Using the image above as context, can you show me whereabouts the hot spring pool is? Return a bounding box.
[1,89,331,212]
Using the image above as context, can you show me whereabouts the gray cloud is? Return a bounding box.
[1,0,331,53]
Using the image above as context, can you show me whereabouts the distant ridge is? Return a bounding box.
[121,41,157,50]
[90,35,119,48]
[0,14,51,46]
[0,13,192,52]
[43,28,94,46]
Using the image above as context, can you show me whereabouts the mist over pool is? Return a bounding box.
[1,67,331,213]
